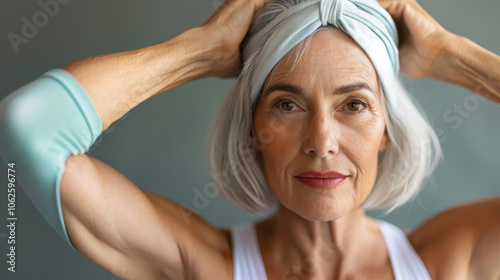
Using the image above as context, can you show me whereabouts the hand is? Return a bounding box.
[377,0,453,79]
[201,0,270,78]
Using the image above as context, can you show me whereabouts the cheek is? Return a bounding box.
[340,115,386,183]
[255,114,301,169]
[254,115,306,204]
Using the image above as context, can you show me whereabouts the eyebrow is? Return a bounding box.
[262,82,376,98]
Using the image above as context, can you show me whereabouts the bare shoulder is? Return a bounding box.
[408,196,500,279]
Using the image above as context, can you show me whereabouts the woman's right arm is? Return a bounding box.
[64,0,270,132]
[62,26,216,133]
[0,0,269,279]
[58,27,230,279]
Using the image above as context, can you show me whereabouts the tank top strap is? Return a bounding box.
[378,220,432,280]
[230,223,268,280]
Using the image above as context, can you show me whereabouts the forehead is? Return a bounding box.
[262,28,379,93]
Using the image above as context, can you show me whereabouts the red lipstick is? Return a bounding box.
[295,171,349,189]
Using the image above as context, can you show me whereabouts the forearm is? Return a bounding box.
[431,33,500,103]
[63,26,217,131]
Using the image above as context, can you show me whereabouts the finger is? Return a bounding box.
[253,0,271,11]
[377,0,406,21]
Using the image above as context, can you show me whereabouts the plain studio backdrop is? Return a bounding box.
[0,0,499,279]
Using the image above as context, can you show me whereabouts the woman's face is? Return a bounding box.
[252,29,390,221]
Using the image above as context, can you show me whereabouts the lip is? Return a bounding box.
[295,171,349,189]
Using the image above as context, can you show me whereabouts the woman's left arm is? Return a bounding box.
[430,34,500,103]
[378,0,500,103]
[378,0,500,277]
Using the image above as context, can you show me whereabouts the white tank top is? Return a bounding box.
[230,220,431,280]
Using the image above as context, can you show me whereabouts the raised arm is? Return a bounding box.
[62,27,216,132]
[0,0,269,279]
[378,0,500,103]
[63,0,266,132]
[431,35,500,103]
[377,0,500,278]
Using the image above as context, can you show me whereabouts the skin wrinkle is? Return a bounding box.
[255,30,387,218]
[251,29,392,278]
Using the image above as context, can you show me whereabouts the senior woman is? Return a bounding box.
[1,0,499,279]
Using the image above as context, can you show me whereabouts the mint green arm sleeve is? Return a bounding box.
[0,69,103,252]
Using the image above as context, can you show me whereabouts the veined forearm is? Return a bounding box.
[63,26,216,132]
[432,34,500,103]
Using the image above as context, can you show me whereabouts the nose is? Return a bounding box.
[302,110,339,157]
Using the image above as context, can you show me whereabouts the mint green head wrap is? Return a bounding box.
[243,0,400,107]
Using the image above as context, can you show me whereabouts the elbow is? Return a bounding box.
[0,87,32,163]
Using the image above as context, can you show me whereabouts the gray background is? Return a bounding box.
[1,0,499,279]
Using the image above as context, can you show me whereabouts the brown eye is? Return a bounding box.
[279,101,296,111]
[346,100,365,112]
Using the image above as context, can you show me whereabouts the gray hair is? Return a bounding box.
[208,0,441,215]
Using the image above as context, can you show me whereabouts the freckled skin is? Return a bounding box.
[252,29,390,221]
[54,0,500,278]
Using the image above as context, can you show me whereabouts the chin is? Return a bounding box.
[283,194,358,222]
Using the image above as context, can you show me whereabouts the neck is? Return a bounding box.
[256,204,383,279]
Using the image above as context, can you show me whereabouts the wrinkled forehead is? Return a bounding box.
[260,28,380,99]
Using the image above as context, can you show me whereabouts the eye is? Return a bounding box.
[345,98,368,112]
[279,101,296,111]
[273,97,298,113]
